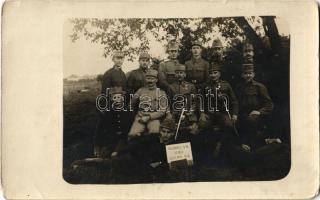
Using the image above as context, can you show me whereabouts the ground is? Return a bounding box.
[63,87,290,184]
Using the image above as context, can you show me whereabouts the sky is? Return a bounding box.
[63,17,290,78]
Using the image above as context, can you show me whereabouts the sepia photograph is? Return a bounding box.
[2,1,318,199]
[63,16,291,184]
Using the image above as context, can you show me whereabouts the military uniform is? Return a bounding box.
[127,68,148,94]
[158,41,181,92]
[101,51,127,94]
[127,52,151,94]
[166,64,197,128]
[184,57,209,89]
[236,64,274,148]
[128,70,168,137]
[94,87,133,158]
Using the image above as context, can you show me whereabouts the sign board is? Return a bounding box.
[165,142,193,168]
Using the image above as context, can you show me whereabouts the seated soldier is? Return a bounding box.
[235,63,274,151]
[167,64,199,140]
[108,118,177,173]
[199,62,239,157]
[128,69,168,139]
[72,118,177,176]
[93,86,132,158]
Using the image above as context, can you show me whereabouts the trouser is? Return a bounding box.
[239,114,262,150]
[128,115,160,137]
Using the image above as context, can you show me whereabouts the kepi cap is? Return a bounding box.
[139,52,150,60]
[209,62,221,72]
[212,39,223,48]
[146,69,158,77]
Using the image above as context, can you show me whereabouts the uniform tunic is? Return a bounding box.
[235,80,274,147]
[168,80,197,122]
[235,80,273,117]
[101,66,127,94]
[128,87,168,136]
[127,68,147,94]
[158,59,181,91]
[184,57,210,88]
[94,110,133,154]
[201,79,239,116]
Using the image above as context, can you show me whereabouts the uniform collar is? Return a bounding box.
[113,65,122,70]
[192,56,202,63]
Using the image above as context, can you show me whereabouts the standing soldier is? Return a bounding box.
[94,87,132,158]
[199,63,239,156]
[209,38,224,64]
[101,50,127,94]
[128,69,168,138]
[158,41,181,92]
[235,63,274,151]
[127,52,150,94]
[185,41,209,90]
[167,64,198,138]
[242,41,255,63]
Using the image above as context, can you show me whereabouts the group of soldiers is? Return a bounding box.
[91,39,278,171]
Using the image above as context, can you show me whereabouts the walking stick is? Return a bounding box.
[175,108,186,141]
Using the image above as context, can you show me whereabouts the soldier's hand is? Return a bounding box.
[241,144,251,152]
[189,123,199,135]
[139,115,151,123]
[232,115,238,121]
[199,113,209,122]
[249,110,261,116]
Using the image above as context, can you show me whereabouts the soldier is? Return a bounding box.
[199,62,239,156]
[242,41,254,63]
[94,87,132,158]
[185,41,210,90]
[101,50,127,95]
[167,64,198,138]
[209,38,224,64]
[235,63,274,151]
[158,41,181,92]
[128,69,168,138]
[127,52,150,94]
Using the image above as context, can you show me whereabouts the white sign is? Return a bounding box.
[165,142,193,166]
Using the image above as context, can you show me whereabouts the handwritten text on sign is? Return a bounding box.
[165,142,193,164]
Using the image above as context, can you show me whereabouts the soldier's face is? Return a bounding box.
[209,71,221,81]
[175,70,186,81]
[191,46,202,57]
[146,76,157,87]
[213,47,223,55]
[160,127,174,143]
[113,56,124,67]
[139,58,150,69]
[168,49,178,59]
[243,47,254,63]
[241,71,255,82]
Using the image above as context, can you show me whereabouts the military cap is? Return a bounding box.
[113,50,124,58]
[146,69,158,77]
[212,39,223,48]
[139,52,150,60]
[191,40,202,47]
[109,86,126,95]
[209,62,221,72]
[175,64,186,72]
[160,118,176,131]
[242,63,255,72]
[167,41,179,51]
